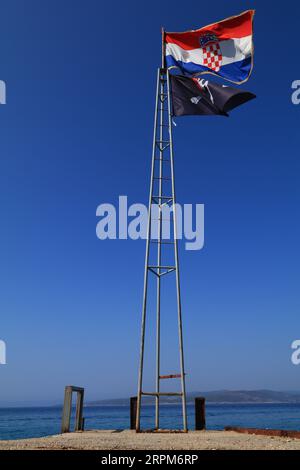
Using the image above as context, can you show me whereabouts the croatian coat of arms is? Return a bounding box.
[199,32,222,72]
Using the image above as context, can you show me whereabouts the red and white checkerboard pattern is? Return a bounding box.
[202,43,222,72]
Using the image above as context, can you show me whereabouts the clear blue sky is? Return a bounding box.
[0,0,300,406]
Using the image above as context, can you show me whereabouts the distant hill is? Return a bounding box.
[88,390,300,406]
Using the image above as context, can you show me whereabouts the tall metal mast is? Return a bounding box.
[136,61,187,432]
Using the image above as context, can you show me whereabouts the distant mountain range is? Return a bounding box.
[89,390,300,406]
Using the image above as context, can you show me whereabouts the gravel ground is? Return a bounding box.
[0,430,300,450]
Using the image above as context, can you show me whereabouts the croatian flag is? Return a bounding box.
[165,10,254,84]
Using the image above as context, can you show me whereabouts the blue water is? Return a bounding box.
[1,403,300,440]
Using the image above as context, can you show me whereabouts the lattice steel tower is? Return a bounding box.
[136,67,187,432]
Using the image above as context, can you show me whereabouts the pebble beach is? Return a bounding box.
[0,430,300,451]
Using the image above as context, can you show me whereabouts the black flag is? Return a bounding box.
[170,74,256,117]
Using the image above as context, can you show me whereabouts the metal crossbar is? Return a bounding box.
[150,241,175,245]
[136,68,187,432]
[159,374,182,379]
[141,392,183,397]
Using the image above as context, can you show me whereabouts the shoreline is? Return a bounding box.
[0,430,300,450]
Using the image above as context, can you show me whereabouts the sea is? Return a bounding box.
[1,403,300,440]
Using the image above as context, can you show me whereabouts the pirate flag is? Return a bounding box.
[170,74,256,117]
